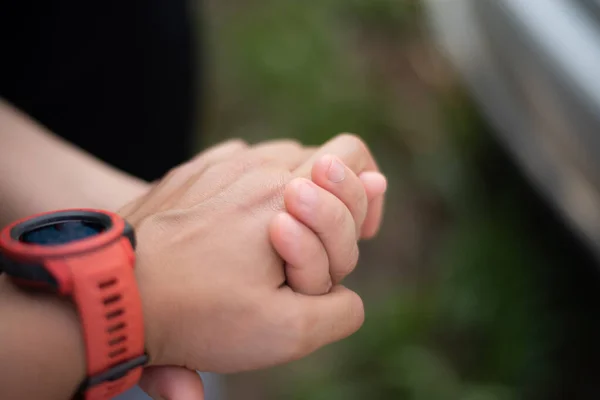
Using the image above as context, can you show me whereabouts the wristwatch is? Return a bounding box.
[0,209,147,400]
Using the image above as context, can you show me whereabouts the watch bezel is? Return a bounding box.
[9,210,113,243]
[0,209,132,260]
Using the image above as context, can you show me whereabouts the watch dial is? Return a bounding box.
[20,221,105,246]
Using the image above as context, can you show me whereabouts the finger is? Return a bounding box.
[292,134,386,236]
[278,285,364,361]
[270,212,331,295]
[311,155,368,238]
[359,172,387,239]
[247,140,316,170]
[139,366,204,400]
[284,178,359,284]
[293,133,378,179]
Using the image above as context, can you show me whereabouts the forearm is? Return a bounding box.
[0,99,149,226]
[0,275,85,399]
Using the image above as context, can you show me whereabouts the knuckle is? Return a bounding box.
[262,169,291,212]
[225,138,249,149]
[337,243,359,280]
[164,163,193,184]
[228,163,290,212]
[219,155,268,178]
[188,139,248,167]
[230,158,257,172]
[252,139,305,167]
[346,291,366,332]
[337,133,367,153]
[272,139,303,149]
[329,203,350,229]
[250,163,290,190]
[165,165,183,179]
[284,138,302,146]
[239,153,274,170]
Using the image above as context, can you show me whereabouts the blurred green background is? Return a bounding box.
[197,0,600,399]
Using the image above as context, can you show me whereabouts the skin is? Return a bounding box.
[129,140,387,400]
[122,134,385,372]
[0,99,387,400]
[0,99,148,227]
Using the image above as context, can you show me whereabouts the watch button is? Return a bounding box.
[122,221,136,250]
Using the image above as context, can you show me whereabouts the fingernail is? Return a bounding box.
[297,180,317,207]
[327,157,345,183]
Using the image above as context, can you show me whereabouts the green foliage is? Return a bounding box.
[346,0,421,32]
[212,0,380,144]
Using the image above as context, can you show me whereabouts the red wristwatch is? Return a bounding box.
[0,209,147,400]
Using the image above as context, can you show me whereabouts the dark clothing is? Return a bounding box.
[0,0,199,181]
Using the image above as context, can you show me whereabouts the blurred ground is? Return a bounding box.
[195,1,600,399]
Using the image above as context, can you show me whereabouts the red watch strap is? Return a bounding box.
[66,238,145,400]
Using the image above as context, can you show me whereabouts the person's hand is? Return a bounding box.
[120,133,380,361]
[270,152,386,295]
[123,137,386,299]
[138,157,387,399]
[125,135,386,399]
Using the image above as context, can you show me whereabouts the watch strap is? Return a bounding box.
[66,238,146,400]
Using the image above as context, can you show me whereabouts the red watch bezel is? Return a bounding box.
[0,208,126,258]
[0,208,146,400]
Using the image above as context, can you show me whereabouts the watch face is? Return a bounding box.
[19,220,105,246]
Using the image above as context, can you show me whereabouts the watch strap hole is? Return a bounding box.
[98,278,117,289]
[108,348,127,358]
[103,294,122,306]
[107,322,126,333]
[108,336,127,346]
[106,309,124,319]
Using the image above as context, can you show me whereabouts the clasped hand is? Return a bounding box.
[119,134,387,399]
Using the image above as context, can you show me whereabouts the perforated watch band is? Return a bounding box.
[64,238,146,400]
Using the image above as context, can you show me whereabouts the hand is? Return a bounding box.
[121,134,380,370]
[124,137,386,299]
[271,153,386,295]
[128,135,387,399]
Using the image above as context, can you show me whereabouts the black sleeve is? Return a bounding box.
[0,0,201,182]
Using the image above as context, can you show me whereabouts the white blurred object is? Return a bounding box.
[423,0,600,260]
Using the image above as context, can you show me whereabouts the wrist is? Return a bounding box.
[135,265,169,367]
[0,276,86,399]
[120,210,173,367]
[0,244,160,399]
[1,208,154,398]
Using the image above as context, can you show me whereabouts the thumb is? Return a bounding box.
[278,285,365,361]
[139,366,204,400]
